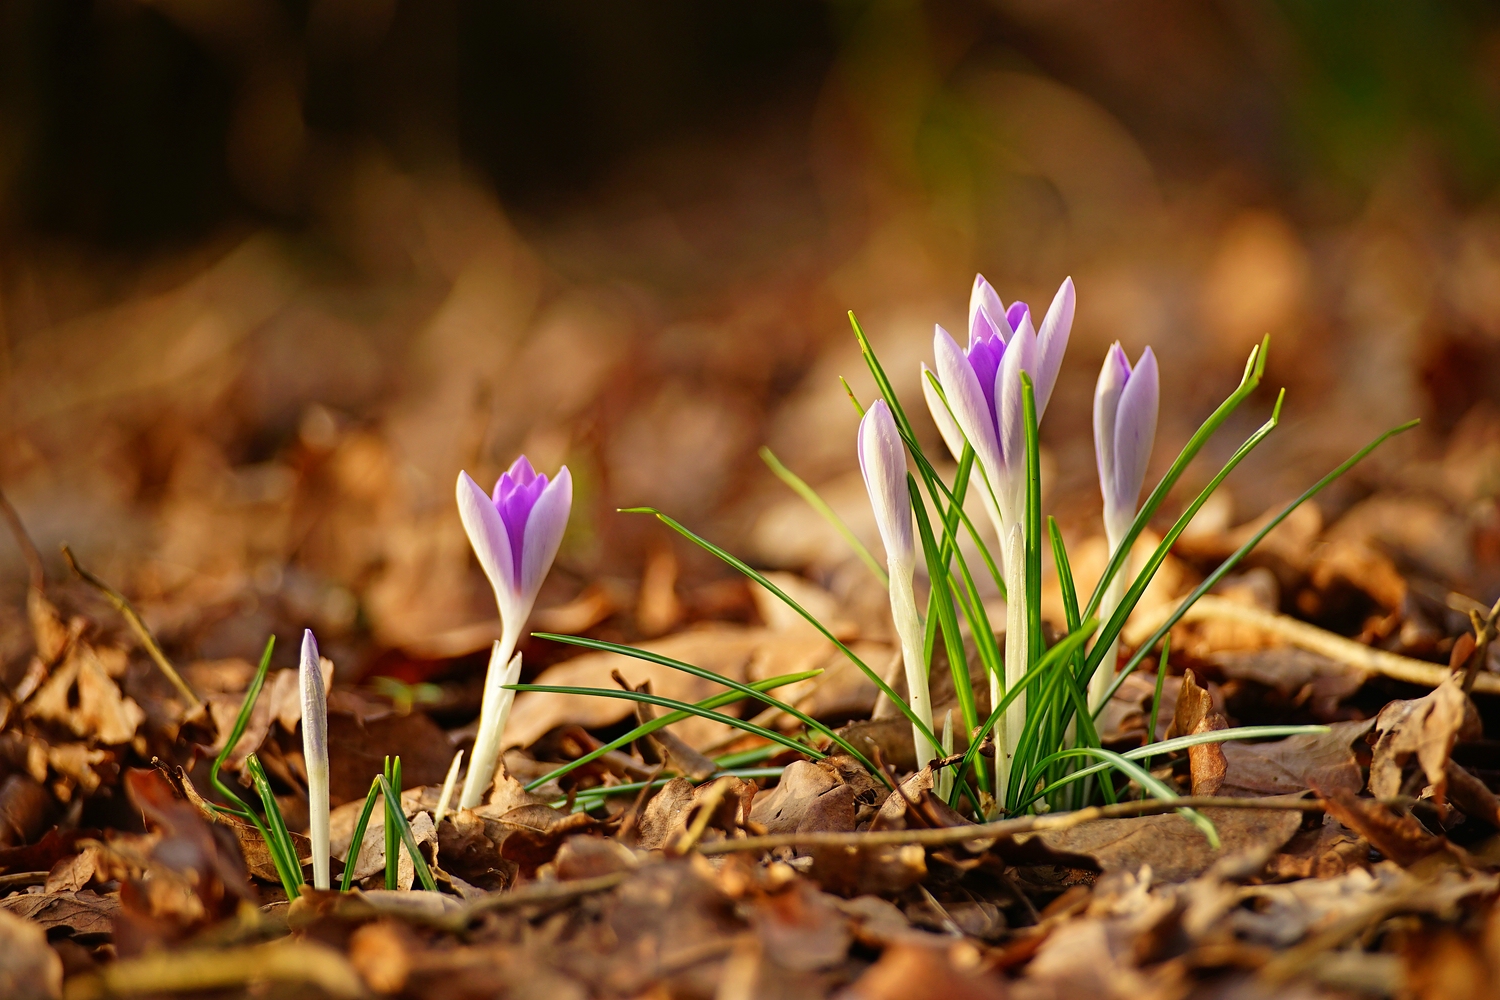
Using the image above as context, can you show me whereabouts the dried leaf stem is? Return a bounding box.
[61,543,203,714]
[693,795,1329,855]
[1126,594,1500,695]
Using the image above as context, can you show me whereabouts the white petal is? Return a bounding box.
[921,364,966,462]
[933,324,1006,510]
[457,470,520,622]
[858,400,914,576]
[995,320,1035,525]
[1111,346,1159,531]
[1033,277,1075,418]
[518,466,573,611]
[1094,343,1130,534]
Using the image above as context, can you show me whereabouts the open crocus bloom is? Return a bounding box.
[456,456,572,808]
[932,274,1074,540]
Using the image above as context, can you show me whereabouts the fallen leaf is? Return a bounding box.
[750,760,856,839]
[1320,791,1456,867]
[1029,806,1303,882]
[842,941,1006,1000]
[24,644,144,745]
[1220,719,1374,797]
[0,890,119,938]
[1369,674,1481,804]
[1167,670,1228,796]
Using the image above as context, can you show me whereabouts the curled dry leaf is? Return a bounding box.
[0,891,119,939]
[749,760,857,840]
[1319,791,1463,868]
[1166,670,1228,796]
[1369,673,1481,804]
[24,644,144,746]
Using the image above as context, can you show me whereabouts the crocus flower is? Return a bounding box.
[299,629,330,890]
[456,456,572,808]
[1089,343,1159,711]
[931,275,1074,801]
[858,400,938,772]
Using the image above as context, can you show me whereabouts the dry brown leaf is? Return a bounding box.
[843,941,1007,1000]
[1320,791,1456,867]
[748,878,851,972]
[25,643,144,745]
[1211,647,1366,716]
[1220,719,1374,797]
[0,906,63,1000]
[749,760,856,839]
[1030,806,1302,883]
[1369,673,1481,803]
[1167,670,1228,796]
[0,890,119,938]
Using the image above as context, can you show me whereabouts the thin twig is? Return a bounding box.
[694,795,1329,855]
[1126,594,1500,695]
[0,488,44,591]
[61,544,203,715]
[1460,598,1500,695]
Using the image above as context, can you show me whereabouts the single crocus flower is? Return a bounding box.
[299,629,330,890]
[858,400,938,773]
[931,275,1074,801]
[1089,343,1159,711]
[456,456,572,807]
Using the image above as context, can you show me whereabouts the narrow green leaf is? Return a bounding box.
[523,670,822,792]
[378,773,438,892]
[760,446,887,586]
[245,753,302,898]
[341,777,383,892]
[507,684,829,761]
[533,634,877,775]
[209,635,276,821]
[1040,746,1220,847]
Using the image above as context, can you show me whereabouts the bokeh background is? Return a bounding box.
[2,1,1499,691]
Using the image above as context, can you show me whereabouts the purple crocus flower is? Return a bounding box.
[456,456,572,807]
[932,275,1074,535]
[1093,344,1159,547]
[857,401,938,775]
[1089,343,1158,711]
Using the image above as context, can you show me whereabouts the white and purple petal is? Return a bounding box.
[1032,277,1075,418]
[518,466,573,607]
[1110,346,1158,534]
[457,470,521,622]
[858,400,914,576]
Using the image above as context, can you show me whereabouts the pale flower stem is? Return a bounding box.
[890,571,937,775]
[458,634,524,809]
[433,749,464,827]
[937,710,954,800]
[1001,525,1026,808]
[1089,556,1130,713]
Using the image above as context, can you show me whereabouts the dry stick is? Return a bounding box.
[0,488,45,591]
[1125,594,1500,696]
[61,544,204,715]
[694,795,1329,856]
[1460,597,1500,695]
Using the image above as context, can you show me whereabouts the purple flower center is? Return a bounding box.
[965,300,1032,429]
[492,456,549,586]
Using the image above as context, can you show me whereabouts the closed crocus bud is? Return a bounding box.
[457,456,572,809]
[1089,344,1159,711]
[299,629,330,890]
[858,401,938,772]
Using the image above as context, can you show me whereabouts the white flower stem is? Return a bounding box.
[307,755,330,890]
[889,569,937,777]
[1000,527,1026,808]
[434,749,464,826]
[458,633,524,809]
[1088,529,1132,714]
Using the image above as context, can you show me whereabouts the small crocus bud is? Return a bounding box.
[433,749,463,827]
[858,401,938,773]
[1093,344,1159,547]
[299,629,330,890]
[1089,344,1159,711]
[458,644,525,808]
[456,456,571,809]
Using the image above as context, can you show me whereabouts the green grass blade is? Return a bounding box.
[557,767,786,811]
[507,684,829,761]
[533,633,877,775]
[1021,374,1043,668]
[341,777,383,892]
[377,773,438,892]
[909,477,980,744]
[759,446,887,586]
[522,670,822,792]
[383,757,398,890]
[1040,746,1220,846]
[1097,418,1421,710]
[1082,337,1269,623]
[1146,635,1171,749]
[209,635,276,820]
[245,753,302,898]
[618,508,942,756]
[1021,724,1328,810]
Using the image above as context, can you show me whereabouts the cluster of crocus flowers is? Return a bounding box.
[1090,344,1159,711]
[857,400,939,785]
[300,629,331,890]
[455,456,572,808]
[928,274,1074,798]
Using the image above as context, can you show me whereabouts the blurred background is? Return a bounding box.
[2,0,1499,688]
